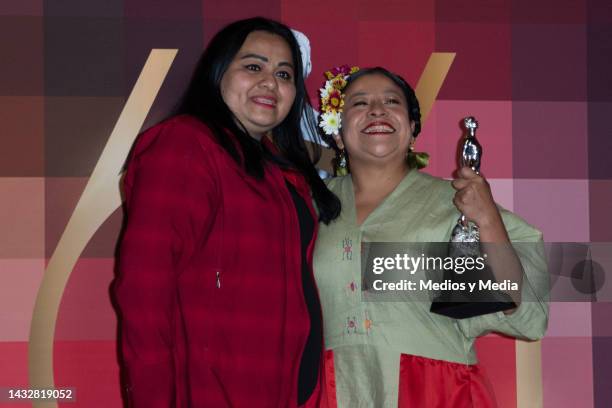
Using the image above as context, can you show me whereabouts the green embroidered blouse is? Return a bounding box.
[313,170,548,407]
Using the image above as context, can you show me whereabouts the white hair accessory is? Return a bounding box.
[291,29,312,79]
[291,29,328,148]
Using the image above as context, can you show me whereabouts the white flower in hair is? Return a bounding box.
[317,65,359,136]
[319,111,342,136]
[319,85,331,100]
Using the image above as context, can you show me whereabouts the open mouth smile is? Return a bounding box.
[362,121,395,134]
[251,96,277,108]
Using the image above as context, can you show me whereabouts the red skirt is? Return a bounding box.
[322,351,497,407]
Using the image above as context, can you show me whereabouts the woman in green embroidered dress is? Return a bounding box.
[313,67,548,407]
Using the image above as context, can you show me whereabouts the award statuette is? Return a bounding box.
[452,117,482,245]
[430,117,516,319]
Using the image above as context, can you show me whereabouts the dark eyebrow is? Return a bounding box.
[346,91,367,100]
[347,89,403,100]
[240,53,268,62]
[383,88,403,96]
[278,61,294,70]
[240,53,294,70]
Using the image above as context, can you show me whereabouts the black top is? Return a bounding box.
[285,181,321,405]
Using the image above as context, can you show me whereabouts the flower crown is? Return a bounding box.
[318,65,360,136]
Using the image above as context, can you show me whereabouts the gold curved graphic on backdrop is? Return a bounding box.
[415,52,455,123]
[517,340,543,407]
[28,49,178,408]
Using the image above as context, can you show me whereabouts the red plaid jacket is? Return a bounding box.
[115,115,323,407]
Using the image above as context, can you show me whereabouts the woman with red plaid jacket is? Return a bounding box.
[114,18,340,407]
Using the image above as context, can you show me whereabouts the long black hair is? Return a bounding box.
[177,17,340,224]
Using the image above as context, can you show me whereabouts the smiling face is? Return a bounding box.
[336,73,415,168]
[220,31,296,139]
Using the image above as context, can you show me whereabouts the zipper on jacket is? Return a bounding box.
[216,271,221,289]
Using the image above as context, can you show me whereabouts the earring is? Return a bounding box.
[406,145,430,169]
[334,149,349,176]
